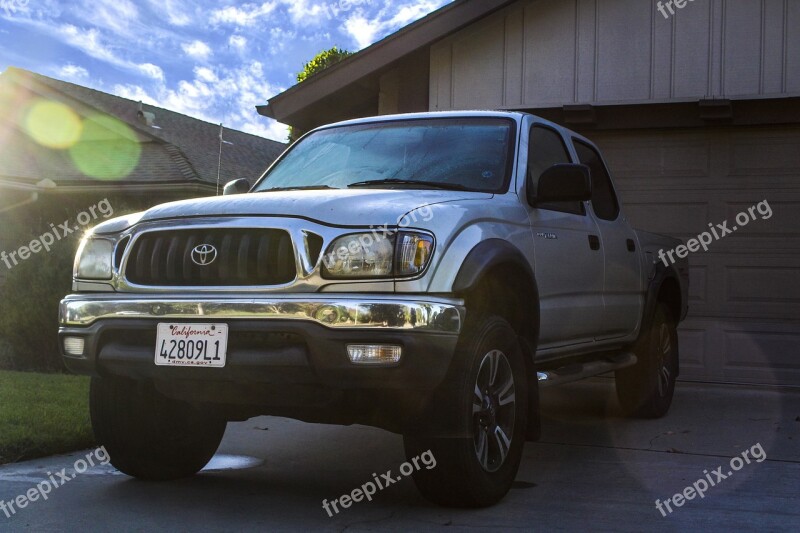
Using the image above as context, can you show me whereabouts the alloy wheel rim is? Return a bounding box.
[472,349,516,472]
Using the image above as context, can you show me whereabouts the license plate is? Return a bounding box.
[155,323,228,368]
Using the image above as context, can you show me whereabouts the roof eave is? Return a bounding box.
[255,105,273,119]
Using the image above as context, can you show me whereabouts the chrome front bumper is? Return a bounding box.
[59,294,464,334]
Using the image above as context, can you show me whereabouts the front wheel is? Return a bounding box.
[90,378,227,480]
[615,302,678,418]
[404,315,528,508]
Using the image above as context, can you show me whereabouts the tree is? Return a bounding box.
[289,46,353,142]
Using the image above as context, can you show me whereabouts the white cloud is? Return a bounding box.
[138,63,165,81]
[210,2,277,27]
[60,25,117,63]
[58,24,164,80]
[110,61,286,142]
[281,0,330,25]
[267,26,297,55]
[162,79,216,120]
[181,39,212,60]
[112,83,160,106]
[238,118,288,142]
[156,0,192,26]
[343,0,448,50]
[389,0,443,27]
[62,0,187,57]
[71,0,139,38]
[194,66,217,83]
[57,63,89,81]
[0,0,32,17]
[343,15,377,50]
[228,34,247,52]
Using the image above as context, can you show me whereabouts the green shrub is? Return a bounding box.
[0,239,74,371]
[0,194,189,372]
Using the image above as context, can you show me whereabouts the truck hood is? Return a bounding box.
[135,189,493,228]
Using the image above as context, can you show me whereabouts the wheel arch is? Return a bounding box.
[452,239,540,351]
[452,239,542,442]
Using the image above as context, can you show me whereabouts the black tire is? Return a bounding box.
[615,303,678,418]
[90,377,227,481]
[404,315,528,508]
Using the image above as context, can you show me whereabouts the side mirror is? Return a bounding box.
[529,164,592,205]
[223,178,251,196]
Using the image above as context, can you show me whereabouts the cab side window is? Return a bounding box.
[574,140,620,221]
[528,125,584,216]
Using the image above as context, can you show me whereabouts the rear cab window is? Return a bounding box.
[573,139,620,221]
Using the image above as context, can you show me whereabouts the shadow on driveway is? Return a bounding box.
[0,380,797,531]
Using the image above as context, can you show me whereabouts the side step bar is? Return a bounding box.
[536,352,637,388]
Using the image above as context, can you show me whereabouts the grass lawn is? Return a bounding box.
[0,370,94,465]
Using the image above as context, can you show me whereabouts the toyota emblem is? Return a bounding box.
[191,244,218,266]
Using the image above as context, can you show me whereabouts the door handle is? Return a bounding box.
[588,235,600,251]
[626,239,636,252]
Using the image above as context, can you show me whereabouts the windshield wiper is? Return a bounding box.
[258,185,338,192]
[348,179,470,191]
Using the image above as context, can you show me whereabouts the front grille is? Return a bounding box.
[125,229,296,286]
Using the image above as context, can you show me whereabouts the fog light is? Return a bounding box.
[347,344,402,365]
[63,337,85,357]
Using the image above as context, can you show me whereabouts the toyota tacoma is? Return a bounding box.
[59,111,688,507]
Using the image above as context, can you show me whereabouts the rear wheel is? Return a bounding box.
[404,315,527,507]
[616,303,678,418]
[90,377,226,480]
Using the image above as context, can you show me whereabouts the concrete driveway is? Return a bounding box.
[1,380,798,531]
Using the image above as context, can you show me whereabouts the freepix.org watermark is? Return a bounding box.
[657,200,772,267]
[322,449,437,517]
[0,199,114,271]
[656,0,697,20]
[655,442,767,517]
[1,447,111,520]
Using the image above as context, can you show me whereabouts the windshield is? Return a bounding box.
[254,118,516,193]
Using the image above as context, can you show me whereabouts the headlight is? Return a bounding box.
[321,231,434,279]
[74,237,114,280]
[322,232,395,278]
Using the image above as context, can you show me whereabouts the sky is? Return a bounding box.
[0,0,452,143]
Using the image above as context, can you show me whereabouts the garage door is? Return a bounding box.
[593,125,800,386]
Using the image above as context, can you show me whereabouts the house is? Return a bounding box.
[259,0,800,387]
[0,67,286,284]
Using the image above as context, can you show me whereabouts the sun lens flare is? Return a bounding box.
[23,99,83,149]
[68,114,141,180]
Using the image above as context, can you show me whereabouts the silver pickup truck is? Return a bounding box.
[59,111,688,507]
